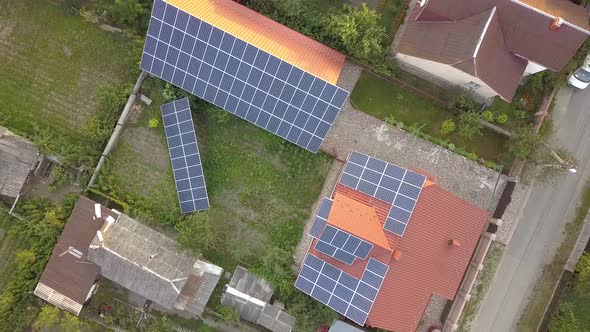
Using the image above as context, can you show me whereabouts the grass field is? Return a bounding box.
[350,71,509,163]
[0,211,22,292]
[97,79,333,272]
[0,0,138,164]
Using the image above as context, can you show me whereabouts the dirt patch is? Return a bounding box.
[122,126,169,170]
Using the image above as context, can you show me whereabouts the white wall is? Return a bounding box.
[396,53,499,100]
[523,61,547,76]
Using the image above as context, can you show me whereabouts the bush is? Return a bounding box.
[148,118,159,128]
[458,112,483,139]
[440,119,456,135]
[496,113,509,124]
[482,110,494,122]
[453,95,478,113]
[217,306,240,325]
[103,0,150,34]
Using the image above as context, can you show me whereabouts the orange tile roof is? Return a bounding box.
[328,192,391,250]
[165,0,347,84]
[367,185,488,332]
[315,179,488,332]
[517,0,590,31]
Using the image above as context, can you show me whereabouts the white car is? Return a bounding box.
[568,56,590,90]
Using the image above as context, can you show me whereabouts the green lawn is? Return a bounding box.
[350,71,509,163]
[97,79,333,271]
[0,0,138,164]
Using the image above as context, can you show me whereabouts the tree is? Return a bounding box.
[255,247,295,296]
[61,312,86,332]
[507,126,541,160]
[325,4,385,64]
[106,0,150,33]
[34,306,60,331]
[549,302,585,332]
[458,112,483,139]
[175,212,214,255]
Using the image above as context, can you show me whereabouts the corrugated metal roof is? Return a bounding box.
[0,125,38,197]
[87,213,222,314]
[164,0,347,84]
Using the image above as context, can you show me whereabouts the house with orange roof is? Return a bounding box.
[295,151,489,332]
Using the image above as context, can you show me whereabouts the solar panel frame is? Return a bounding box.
[161,98,209,213]
[141,0,349,153]
[295,254,389,326]
[340,151,427,237]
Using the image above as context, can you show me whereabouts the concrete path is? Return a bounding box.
[470,86,590,332]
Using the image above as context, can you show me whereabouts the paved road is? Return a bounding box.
[471,86,590,332]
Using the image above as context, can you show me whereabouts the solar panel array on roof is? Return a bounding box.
[340,152,426,237]
[315,225,374,265]
[161,98,209,213]
[295,254,388,326]
[309,198,333,238]
[140,0,349,153]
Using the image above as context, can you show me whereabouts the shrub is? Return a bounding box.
[482,110,494,122]
[458,112,483,139]
[148,118,159,128]
[104,0,150,34]
[466,152,478,161]
[161,83,180,102]
[453,95,478,113]
[384,115,396,127]
[496,113,509,124]
[447,143,456,151]
[440,119,456,135]
[218,306,240,325]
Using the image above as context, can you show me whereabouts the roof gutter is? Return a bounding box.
[510,0,590,35]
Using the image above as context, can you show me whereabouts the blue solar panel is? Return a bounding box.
[141,0,349,153]
[295,254,388,326]
[318,225,374,262]
[309,198,333,238]
[340,151,427,237]
[161,98,209,213]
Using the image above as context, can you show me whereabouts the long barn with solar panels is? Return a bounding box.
[297,151,490,332]
[140,0,349,153]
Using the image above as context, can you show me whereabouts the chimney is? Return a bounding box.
[418,0,427,7]
[393,250,402,261]
[551,17,564,30]
[448,239,461,247]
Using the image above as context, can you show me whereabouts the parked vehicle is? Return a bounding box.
[568,54,590,89]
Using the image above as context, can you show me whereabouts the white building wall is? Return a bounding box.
[396,53,499,100]
[523,61,548,76]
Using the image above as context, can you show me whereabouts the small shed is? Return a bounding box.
[0,125,39,199]
[87,214,223,317]
[221,266,296,332]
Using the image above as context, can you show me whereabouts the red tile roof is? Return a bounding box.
[166,0,347,84]
[309,176,488,332]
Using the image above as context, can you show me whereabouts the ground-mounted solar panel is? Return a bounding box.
[309,198,333,238]
[161,97,209,213]
[141,0,349,153]
[341,151,426,237]
[295,254,388,326]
